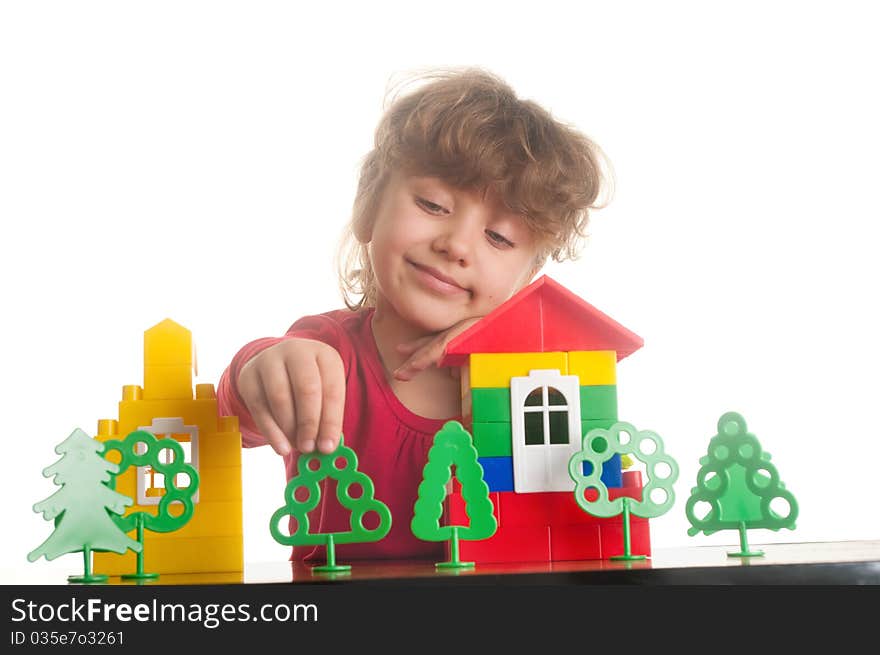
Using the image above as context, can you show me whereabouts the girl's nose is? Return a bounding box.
[432,216,477,265]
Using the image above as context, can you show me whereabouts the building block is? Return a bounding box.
[583,452,623,488]
[197,466,244,501]
[478,456,514,492]
[143,318,194,366]
[194,432,243,468]
[547,490,596,525]
[144,365,194,400]
[441,275,644,367]
[448,489,502,527]
[568,350,617,386]
[457,525,551,563]
[93,319,244,577]
[470,352,567,388]
[471,387,511,423]
[550,524,602,561]
[579,385,618,421]
[472,422,512,457]
[582,418,615,436]
[169,500,243,539]
[95,535,244,576]
[494,490,555,527]
[600,518,651,558]
[459,363,472,421]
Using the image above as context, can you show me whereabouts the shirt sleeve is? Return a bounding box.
[216,313,353,448]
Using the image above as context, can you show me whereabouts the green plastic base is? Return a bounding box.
[610,555,647,561]
[436,561,475,569]
[728,550,764,558]
[68,574,108,584]
[312,564,352,573]
[121,572,160,580]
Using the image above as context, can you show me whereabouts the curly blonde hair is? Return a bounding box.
[338,67,613,310]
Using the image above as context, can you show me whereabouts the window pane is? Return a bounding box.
[525,412,544,445]
[548,387,567,406]
[548,410,570,444]
[525,388,543,406]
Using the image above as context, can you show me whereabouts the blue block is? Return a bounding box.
[478,456,514,492]
[582,453,622,488]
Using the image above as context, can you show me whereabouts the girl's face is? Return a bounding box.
[366,172,540,334]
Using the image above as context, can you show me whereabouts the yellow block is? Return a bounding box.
[198,465,244,501]
[470,352,568,388]
[144,319,192,367]
[116,398,226,434]
[174,500,243,539]
[460,362,472,421]
[568,351,617,386]
[94,535,243,576]
[198,432,243,468]
[144,365,193,400]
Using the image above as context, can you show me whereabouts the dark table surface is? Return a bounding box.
[15,539,870,586]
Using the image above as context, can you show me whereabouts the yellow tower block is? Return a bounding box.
[93,319,243,577]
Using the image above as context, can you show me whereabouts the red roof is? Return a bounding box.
[440,275,644,367]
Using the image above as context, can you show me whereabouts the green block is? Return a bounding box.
[472,422,512,457]
[581,418,615,439]
[579,385,618,421]
[471,387,511,423]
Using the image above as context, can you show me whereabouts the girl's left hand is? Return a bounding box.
[393,317,481,381]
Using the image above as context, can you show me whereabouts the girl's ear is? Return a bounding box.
[352,212,374,243]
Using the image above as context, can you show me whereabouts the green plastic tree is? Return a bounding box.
[569,421,679,561]
[685,411,798,557]
[270,436,391,573]
[101,429,200,579]
[28,428,143,583]
[411,421,497,569]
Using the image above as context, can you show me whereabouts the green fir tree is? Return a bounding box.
[270,436,391,573]
[28,428,142,583]
[685,411,798,557]
[412,421,496,569]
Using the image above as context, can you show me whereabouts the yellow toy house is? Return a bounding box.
[93,319,243,577]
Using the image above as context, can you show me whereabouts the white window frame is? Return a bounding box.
[135,417,200,506]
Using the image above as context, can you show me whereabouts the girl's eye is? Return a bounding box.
[486,230,514,248]
[416,197,448,214]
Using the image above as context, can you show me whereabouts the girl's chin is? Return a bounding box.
[399,303,464,333]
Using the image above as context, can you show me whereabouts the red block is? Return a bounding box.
[447,488,501,527]
[441,275,644,367]
[599,517,652,558]
[495,491,556,527]
[458,525,551,564]
[550,524,602,561]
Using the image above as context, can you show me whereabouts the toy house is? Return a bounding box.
[440,275,651,562]
[93,319,244,576]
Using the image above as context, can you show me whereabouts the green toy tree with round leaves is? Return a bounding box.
[28,428,143,583]
[411,421,497,569]
[270,436,391,573]
[685,411,798,557]
[102,429,200,579]
[569,421,678,561]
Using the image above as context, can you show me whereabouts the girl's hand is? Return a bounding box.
[393,317,481,381]
[237,338,345,457]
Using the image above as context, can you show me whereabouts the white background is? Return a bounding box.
[2,1,878,582]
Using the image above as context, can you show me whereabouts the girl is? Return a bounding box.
[218,68,611,562]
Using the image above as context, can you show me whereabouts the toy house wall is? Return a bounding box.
[465,350,624,492]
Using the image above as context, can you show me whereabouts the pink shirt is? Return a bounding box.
[217,308,448,563]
